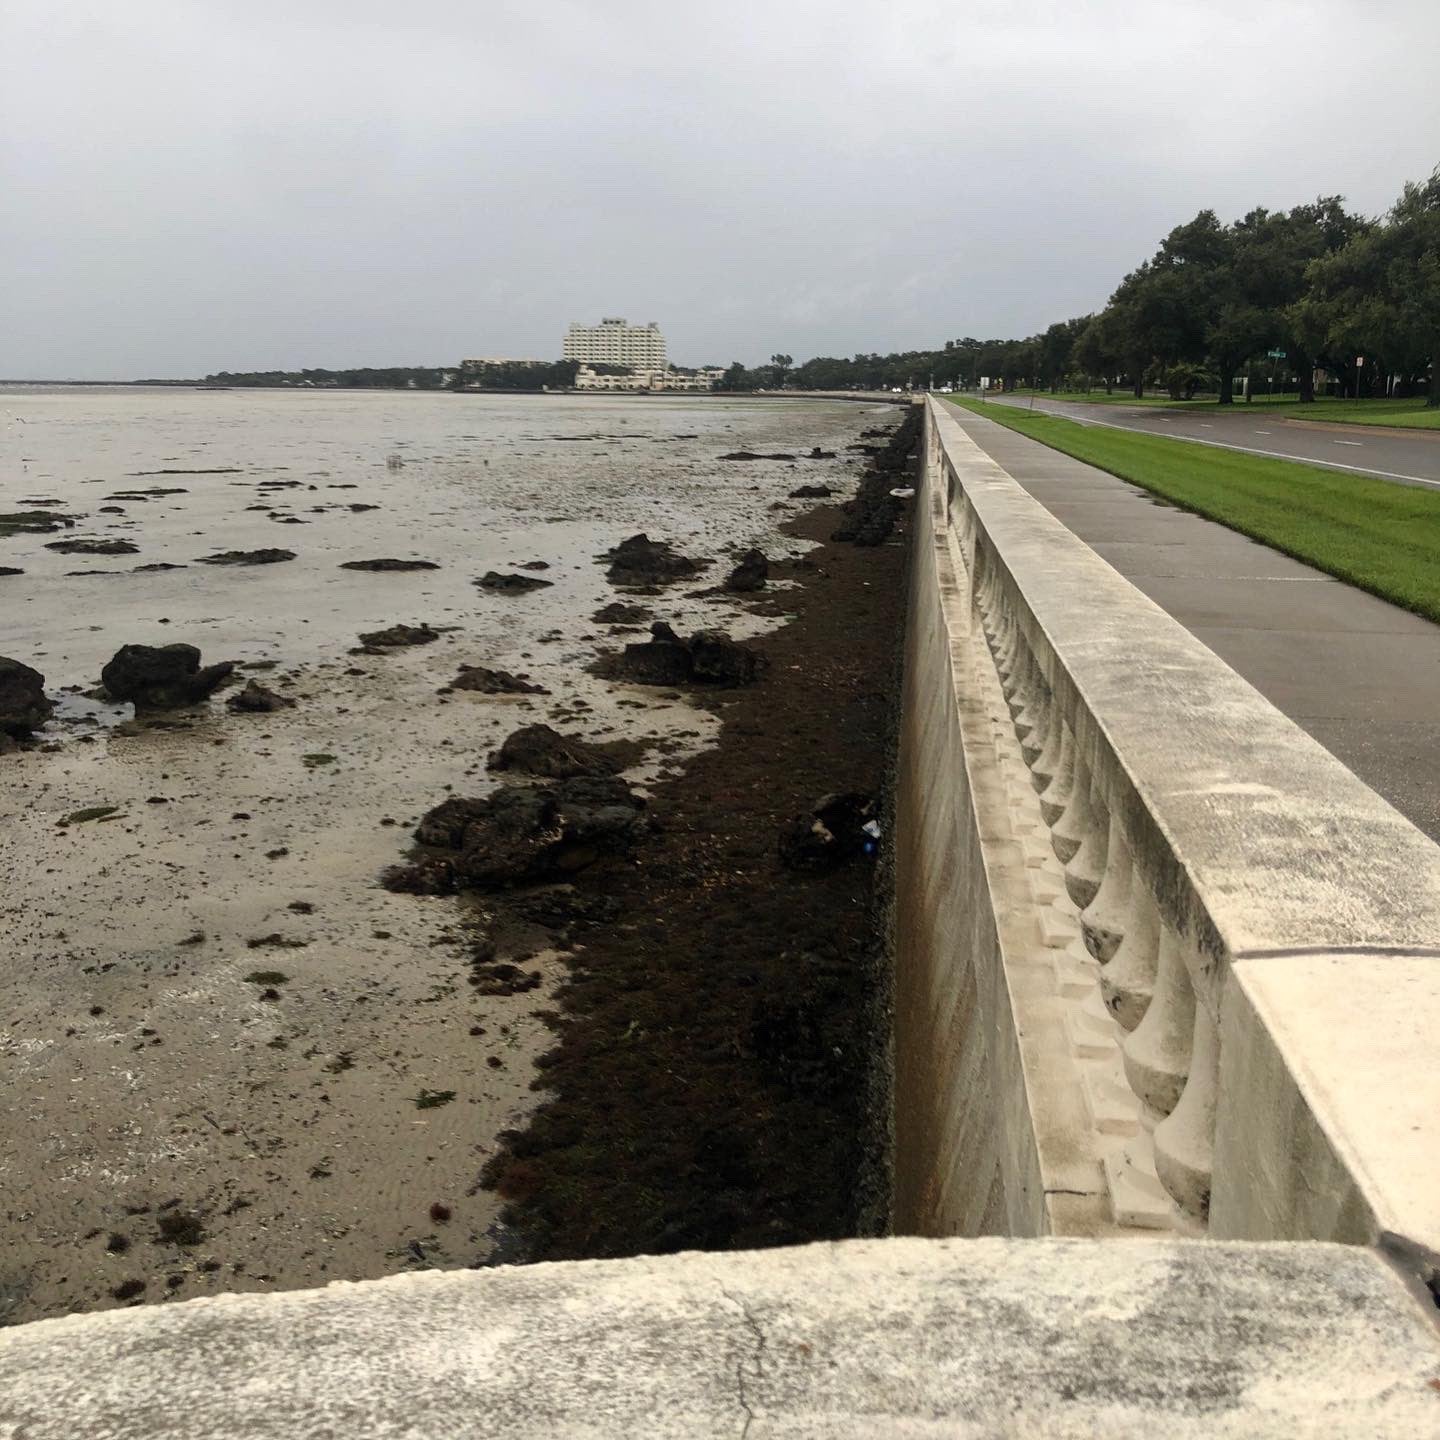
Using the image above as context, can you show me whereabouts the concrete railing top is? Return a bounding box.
[4,1238,1440,1437]
[929,398,1440,959]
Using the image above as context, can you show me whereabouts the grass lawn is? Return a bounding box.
[1003,388,1440,429]
[947,396,1440,624]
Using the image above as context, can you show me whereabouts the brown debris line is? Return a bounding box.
[479,482,910,1262]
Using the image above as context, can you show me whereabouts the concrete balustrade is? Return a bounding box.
[897,397,1440,1258]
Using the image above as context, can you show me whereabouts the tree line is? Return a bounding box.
[198,360,583,390]
[717,166,1437,406]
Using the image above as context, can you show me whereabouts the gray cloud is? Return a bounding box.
[3,0,1437,377]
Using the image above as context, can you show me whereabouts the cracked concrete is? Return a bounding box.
[3,1237,1440,1437]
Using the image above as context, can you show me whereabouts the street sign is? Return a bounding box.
[1356,356,1365,367]
[1267,349,1286,359]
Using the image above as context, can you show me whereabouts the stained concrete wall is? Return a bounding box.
[892,468,1045,1236]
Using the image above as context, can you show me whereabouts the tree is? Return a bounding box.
[1073,311,1123,392]
[715,361,752,392]
[769,353,794,386]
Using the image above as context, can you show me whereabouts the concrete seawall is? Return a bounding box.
[893,397,1440,1257]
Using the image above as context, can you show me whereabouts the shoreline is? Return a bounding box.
[476,411,917,1262]
[1,391,908,1324]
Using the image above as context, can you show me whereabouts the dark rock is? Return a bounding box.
[476,571,554,592]
[592,601,650,626]
[488,724,627,779]
[597,622,765,688]
[806,447,837,459]
[0,509,73,537]
[100,644,235,710]
[133,563,187,572]
[0,567,23,578]
[718,451,796,461]
[227,680,295,713]
[788,484,833,499]
[0,658,53,736]
[340,559,440,572]
[600,533,709,588]
[44,538,140,556]
[99,506,127,514]
[779,793,877,869]
[195,549,296,565]
[393,777,650,891]
[723,549,768,593]
[519,561,551,571]
[450,666,547,695]
[357,624,439,649]
[347,503,381,512]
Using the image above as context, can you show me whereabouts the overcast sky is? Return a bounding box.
[3,1,1437,378]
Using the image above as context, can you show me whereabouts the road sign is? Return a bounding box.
[1356,356,1365,367]
[1267,349,1286,359]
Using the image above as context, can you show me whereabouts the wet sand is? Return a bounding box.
[0,387,895,1324]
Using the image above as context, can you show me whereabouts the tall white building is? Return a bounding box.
[563,318,667,370]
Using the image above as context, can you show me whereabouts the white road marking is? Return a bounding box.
[1254,430,1272,435]
[983,400,1440,490]
[1334,439,1363,446]
[1200,423,1214,428]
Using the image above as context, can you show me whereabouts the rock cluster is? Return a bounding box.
[476,571,554,593]
[723,549,768,593]
[449,666,547,695]
[44,538,139,556]
[488,724,626,779]
[384,779,649,892]
[226,680,295,712]
[340,559,439,572]
[0,657,53,737]
[196,549,296,566]
[357,624,439,650]
[600,534,708,588]
[597,622,765,688]
[101,644,235,710]
[830,407,920,547]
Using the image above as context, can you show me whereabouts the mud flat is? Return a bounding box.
[0,387,903,1324]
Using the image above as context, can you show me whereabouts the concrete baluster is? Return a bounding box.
[1036,722,1075,819]
[994,606,1020,680]
[976,552,999,629]
[1008,643,1041,724]
[1153,992,1218,1222]
[987,597,1013,668]
[1121,922,1193,1117]
[1062,780,1108,910]
[1100,885,1160,1030]
[1027,692,1063,779]
[1013,687,1046,749]
[1049,757,1093,864]
[1080,816,1132,961]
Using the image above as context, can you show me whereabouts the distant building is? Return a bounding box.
[573,364,726,393]
[563,319,667,370]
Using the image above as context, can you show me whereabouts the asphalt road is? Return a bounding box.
[980,394,1440,490]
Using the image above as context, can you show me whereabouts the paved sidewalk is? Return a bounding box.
[948,406,1440,841]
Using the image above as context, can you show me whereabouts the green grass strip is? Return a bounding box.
[948,396,1440,624]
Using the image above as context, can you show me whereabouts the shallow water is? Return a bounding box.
[0,386,891,1323]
